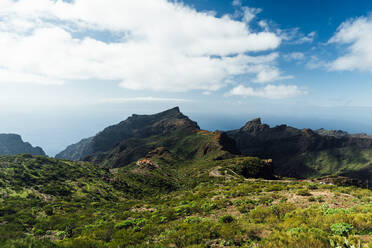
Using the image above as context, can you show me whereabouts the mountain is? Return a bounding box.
[227,118,372,182]
[0,134,45,156]
[56,107,199,161]
[56,107,240,168]
[57,108,372,184]
[83,107,243,170]
[55,107,275,189]
[55,137,93,161]
[1,113,371,247]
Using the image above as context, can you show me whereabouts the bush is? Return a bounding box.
[330,223,353,236]
[184,216,201,224]
[249,207,273,223]
[115,220,135,229]
[297,189,312,196]
[308,184,318,190]
[219,215,234,224]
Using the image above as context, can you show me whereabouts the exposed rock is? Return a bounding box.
[316,128,349,138]
[136,159,159,170]
[239,118,269,134]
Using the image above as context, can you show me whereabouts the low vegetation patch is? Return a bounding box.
[0,155,371,247]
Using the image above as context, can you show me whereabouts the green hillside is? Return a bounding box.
[1,155,371,247]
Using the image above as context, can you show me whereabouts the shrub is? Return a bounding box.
[297,189,312,196]
[249,206,273,223]
[115,220,135,229]
[308,184,318,190]
[184,216,201,224]
[330,223,353,236]
[219,215,234,223]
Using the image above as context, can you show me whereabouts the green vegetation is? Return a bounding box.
[1,154,372,247]
[301,148,372,181]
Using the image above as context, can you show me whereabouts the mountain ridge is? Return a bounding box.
[56,108,372,183]
[0,133,45,156]
[227,117,372,182]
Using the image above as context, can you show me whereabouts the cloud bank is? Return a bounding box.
[0,0,292,93]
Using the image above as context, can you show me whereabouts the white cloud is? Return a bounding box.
[242,7,261,24]
[297,31,316,43]
[284,52,305,61]
[328,16,372,72]
[258,20,269,30]
[228,84,305,99]
[252,68,294,83]
[306,55,326,70]
[0,0,284,92]
[279,28,316,44]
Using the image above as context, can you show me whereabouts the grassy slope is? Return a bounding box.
[1,155,372,247]
[296,147,372,180]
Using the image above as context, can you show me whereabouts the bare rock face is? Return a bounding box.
[0,134,45,156]
[239,118,269,134]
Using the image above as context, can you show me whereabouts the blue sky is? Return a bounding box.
[1,0,372,155]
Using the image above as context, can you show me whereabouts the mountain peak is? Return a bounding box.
[164,106,180,114]
[247,118,262,125]
[153,106,182,118]
[240,118,269,134]
[56,107,199,161]
[131,107,181,119]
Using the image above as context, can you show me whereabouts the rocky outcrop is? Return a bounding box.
[0,134,45,156]
[316,128,349,138]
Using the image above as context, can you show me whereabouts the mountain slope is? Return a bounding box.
[227,118,372,182]
[55,137,93,161]
[0,134,45,156]
[57,107,241,170]
[56,107,199,161]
